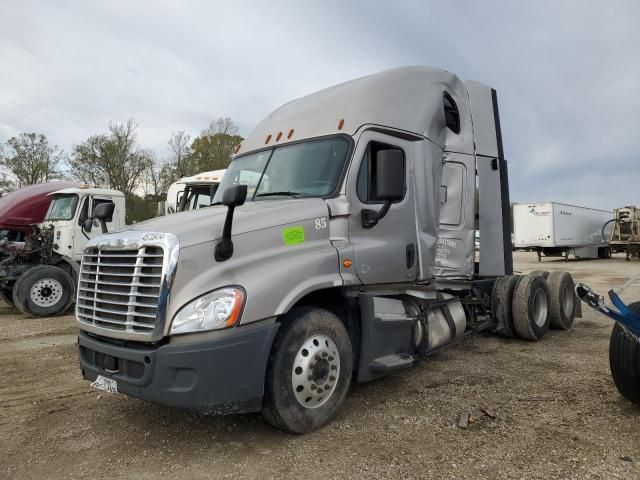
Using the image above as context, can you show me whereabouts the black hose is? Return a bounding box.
[602,218,630,243]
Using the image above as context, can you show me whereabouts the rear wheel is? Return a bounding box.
[512,274,551,341]
[13,265,74,317]
[491,275,522,338]
[609,302,640,405]
[262,307,353,433]
[547,271,577,330]
[598,247,612,259]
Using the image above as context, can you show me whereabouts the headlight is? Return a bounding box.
[170,287,245,335]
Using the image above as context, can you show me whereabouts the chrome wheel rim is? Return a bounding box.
[561,284,574,318]
[532,289,548,327]
[30,278,63,307]
[291,334,340,409]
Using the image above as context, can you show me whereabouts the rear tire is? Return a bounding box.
[529,270,550,279]
[512,274,551,341]
[547,271,577,330]
[609,302,640,406]
[491,275,522,338]
[262,307,353,434]
[13,265,74,317]
[598,247,612,259]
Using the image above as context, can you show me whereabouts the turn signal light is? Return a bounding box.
[342,259,352,268]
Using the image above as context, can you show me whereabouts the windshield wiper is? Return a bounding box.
[255,191,300,198]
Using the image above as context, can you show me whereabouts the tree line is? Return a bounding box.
[0,118,243,222]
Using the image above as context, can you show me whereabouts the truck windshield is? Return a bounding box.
[47,194,79,221]
[212,137,350,203]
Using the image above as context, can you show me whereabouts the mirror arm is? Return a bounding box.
[215,205,237,261]
[361,201,392,229]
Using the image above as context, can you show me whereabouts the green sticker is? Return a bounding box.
[282,226,305,245]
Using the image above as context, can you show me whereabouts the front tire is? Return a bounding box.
[262,307,353,434]
[610,302,640,405]
[13,265,74,317]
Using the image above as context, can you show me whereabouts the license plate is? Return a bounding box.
[90,375,118,394]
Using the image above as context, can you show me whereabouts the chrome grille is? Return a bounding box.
[77,246,165,334]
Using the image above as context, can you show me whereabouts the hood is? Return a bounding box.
[0,181,80,231]
[126,198,330,248]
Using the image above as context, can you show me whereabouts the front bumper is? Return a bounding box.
[78,321,279,414]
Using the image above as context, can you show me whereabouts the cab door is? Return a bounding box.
[346,131,417,285]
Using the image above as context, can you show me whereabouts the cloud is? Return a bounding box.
[0,0,638,209]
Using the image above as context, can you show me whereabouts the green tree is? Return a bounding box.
[188,117,243,172]
[1,133,64,188]
[70,120,153,197]
[70,120,153,223]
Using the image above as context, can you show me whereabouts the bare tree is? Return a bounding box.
[1,133,65,187]
[167,130,193,178]
[202,117,239,136]
[70,120,153,199]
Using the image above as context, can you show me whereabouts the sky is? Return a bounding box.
[1,0,639,210]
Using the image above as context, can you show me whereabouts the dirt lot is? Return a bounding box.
[1,252,640,479]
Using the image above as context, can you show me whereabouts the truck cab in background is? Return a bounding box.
[164,169,226,214]
[76,66,580,433]
[0,185,125,317]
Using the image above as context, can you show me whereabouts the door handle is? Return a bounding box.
[406,244,416,269]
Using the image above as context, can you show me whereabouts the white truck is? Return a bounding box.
[164,169,226,214]
[76,66,580,433]
[0,185,125,316]
[513,202,612,261]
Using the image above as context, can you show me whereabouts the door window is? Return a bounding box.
[356,141,406,204]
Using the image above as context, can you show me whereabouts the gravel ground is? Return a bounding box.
[1,252,640,479]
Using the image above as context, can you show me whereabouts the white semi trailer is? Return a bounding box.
[513,202,612,261]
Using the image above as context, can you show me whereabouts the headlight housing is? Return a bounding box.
[170,287,245,335]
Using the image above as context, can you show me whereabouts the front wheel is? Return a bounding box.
[610,302,640,405]
[13,265,75,317]
[262,307,353,434]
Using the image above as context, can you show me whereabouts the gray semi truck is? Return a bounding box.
[76,66,579,433]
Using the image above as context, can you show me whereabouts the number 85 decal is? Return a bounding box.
[314,217,327,230]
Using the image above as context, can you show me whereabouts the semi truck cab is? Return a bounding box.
[76,66,579,433]
[1,186,125,317]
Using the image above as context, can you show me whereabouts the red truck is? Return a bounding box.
[0,182,78,305]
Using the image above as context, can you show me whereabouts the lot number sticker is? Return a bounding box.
[282,226,305,246]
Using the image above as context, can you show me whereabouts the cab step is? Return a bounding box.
[369,353,415,372]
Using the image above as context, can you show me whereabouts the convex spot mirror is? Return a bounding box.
[83,218,94,232]
[373,149,404,202]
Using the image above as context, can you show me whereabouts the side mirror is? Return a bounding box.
[93,202,115,221]
[92,202,115,234]
[215,185,248,261]
[222,184,248,207]
[374,149,404,202]
[362,149,404,229]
